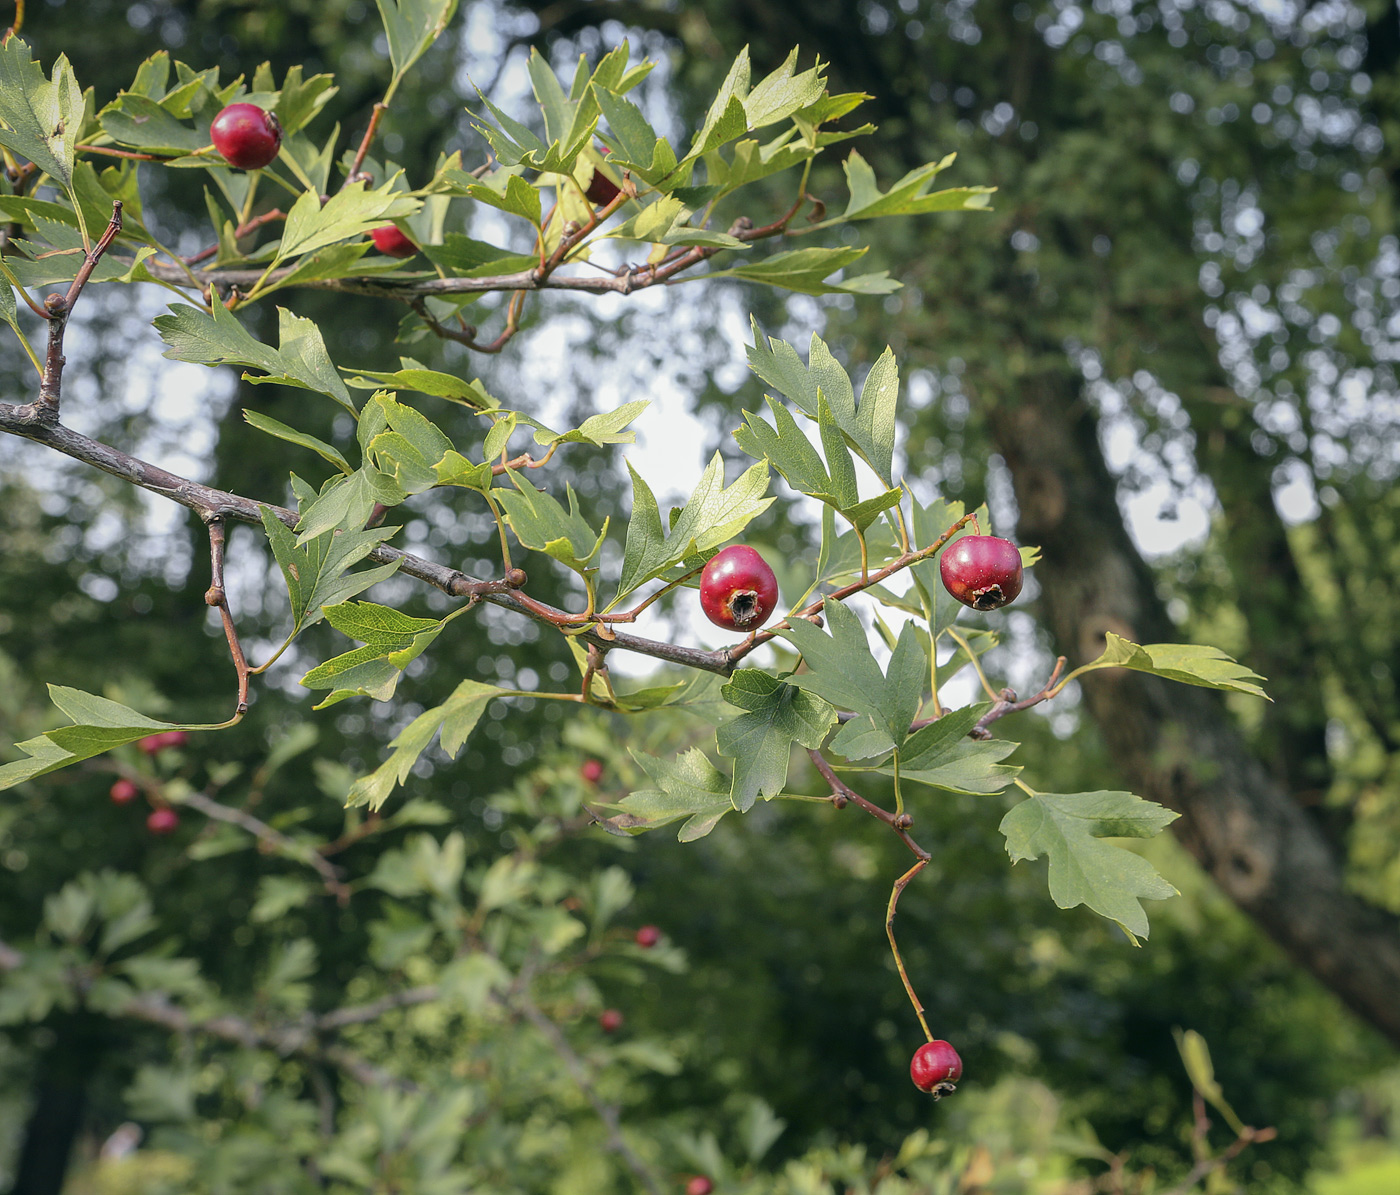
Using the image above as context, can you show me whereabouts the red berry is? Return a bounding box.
[599,1008,624,1033]
[584,166,620,206]
[699,545,779,632]
[910,1039,963,1096]
[210,103,282,170]
[146,808,180,835]
[137,734,166,756]
[939,535,1023,611]
[685,1178,713,1195]
[369,224,417,258]
[634,925,661,949]
[161,730,188,750]
[580,759,604,784]
[110,778,139,805]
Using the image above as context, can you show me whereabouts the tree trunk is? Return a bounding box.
[985,367,1400,1045]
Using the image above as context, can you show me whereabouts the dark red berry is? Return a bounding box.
[146,808,180,835]
[939,535,1023,611]
[581,759,604,784]
[599,1008,624,1033]
[685,1178,714,1195]
[369,224,417,258]
[110,778,139,805]
[210,103,282,170]
[910,1039,963,1096]
[161,730,188,750]
[699,545,779,631]
[585,166,620,206]
[634,925,661,949]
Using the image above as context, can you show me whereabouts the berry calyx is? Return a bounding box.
[939,535,1023,611]
[210,103,282,170]
[634,925,661,949]
[699,545,779,632]
[685,1178,714,1195]
[909,1039,963,1097]
[146,808,180,835]
[580,759,604,784]
[109,778,139,805]
[369,224,418,258]
[599,1008,624,1033]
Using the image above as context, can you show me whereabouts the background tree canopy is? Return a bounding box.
[1,1,1399,1193]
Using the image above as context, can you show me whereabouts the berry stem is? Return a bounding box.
[946,625,1003,702]
[886,858,933,1041]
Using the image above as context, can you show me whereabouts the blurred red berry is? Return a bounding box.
[686,1177,714,1195]
[581,759,604,784]
[109,778,139,805]
[369,224,417,258]
[635,925,661,949]
[599,1008,624,1033]
[146,808,180,835]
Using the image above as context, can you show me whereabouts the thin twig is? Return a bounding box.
[886,858,933,1042]
[344,103,387,188]
[969,656,1066,739]
[181,791,351,903]
[515,991,665,1195]
[203,519,251,719]
[32,201,124,418]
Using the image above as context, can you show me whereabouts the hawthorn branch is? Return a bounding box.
[969,656,1066,739]
[515,990,664,1195]
[28,201,124,420]
[181,790,351,903]
[0,407,735,674]
[203,519,250,720]
[0,408,976,686]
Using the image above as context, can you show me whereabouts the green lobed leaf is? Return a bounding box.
[376,0,461,85]
[155,303,354,410]
[301,600,446,707]
[1072,633,1269,699]
[0,40,83,191]
[345,360,500,409]
[0,687,202,791]
[819,150,995,226]
[463,171,542,226]
[275,179,420,263]
[716,670,838,812]
[614,454,772,602]
[744,322,898,486]
[494,477,608,574]
[871,702,1020,793]
[243,410,352,474]
[777,601,924,760]
[606,196,747,250]
[607,748,735,842]
[346,679,499,810]
[999,790,1181,942]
